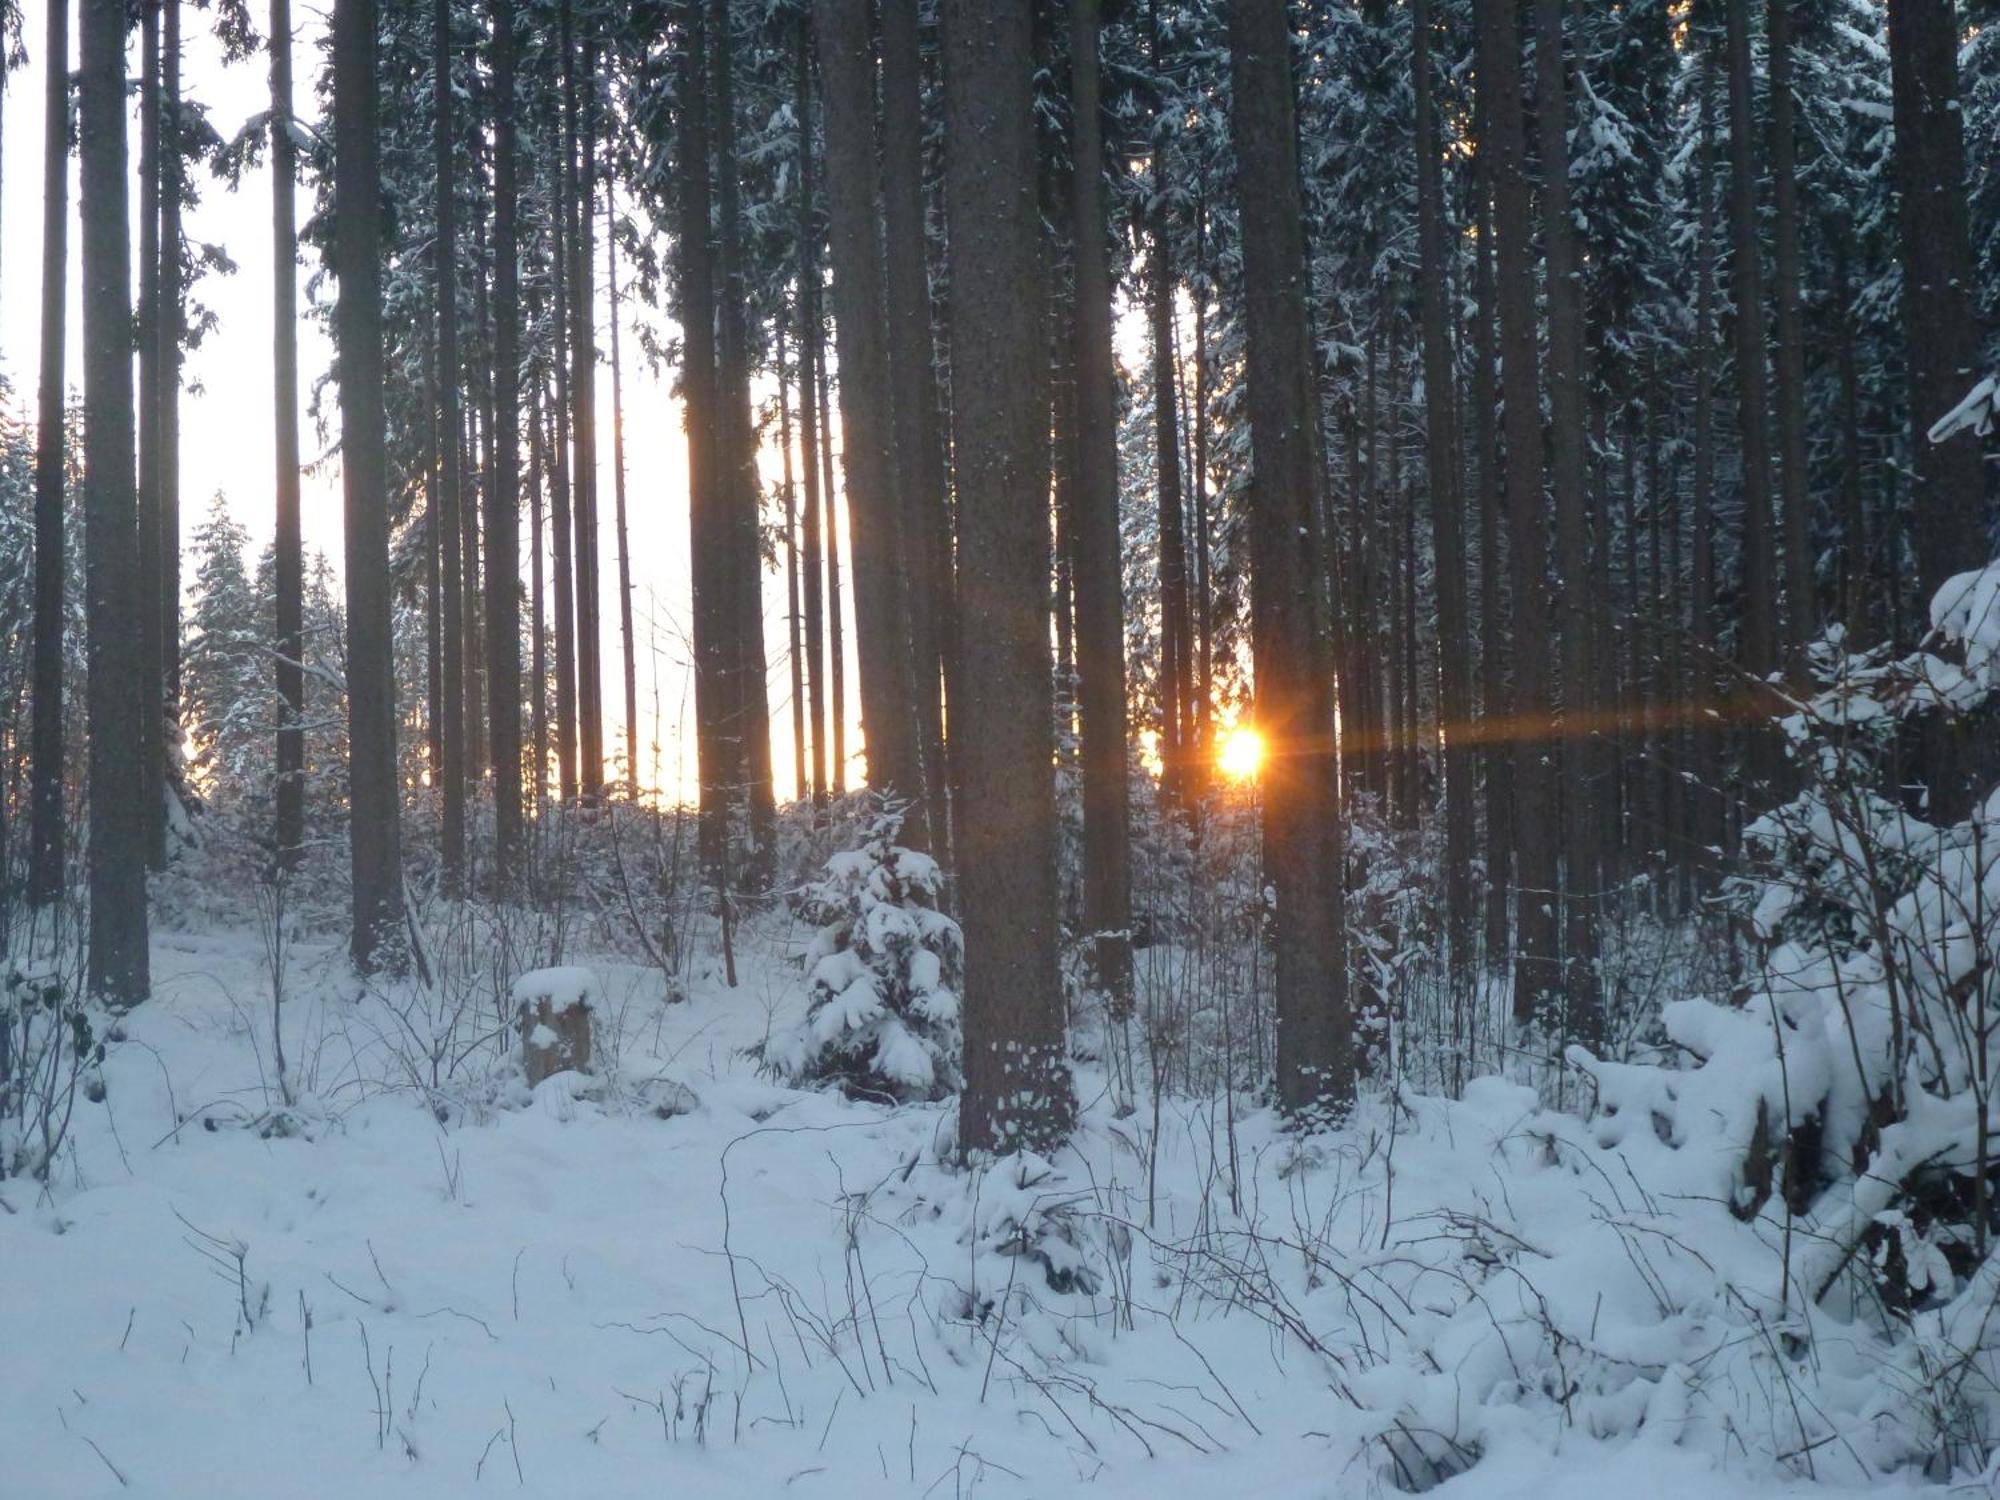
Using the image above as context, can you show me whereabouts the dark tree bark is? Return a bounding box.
[1475,0,1559,1026]
[1146,13,1193,806]
[1471,170,1511,966]
[880,0,950,862]
[80,0,150,1002]
[1068,0,1132,1013]
[1723,0,1779,690]
[486,0,524,880]
[708,0,775,875]
[779,325,806,804]
[1229,0,1355,1117]
[137,0,164,870]
[814,0,924,828]
[272,0,305,870]
[549,107,579,807]
[1689,54,1722,887]
[795,23,828,810]
[160,0,183,728]
[529,380,549,813]
[1533,0,1601,1042]
[944,0,1074,1156]
[606,181,637,800]
[1413,0,1473,972]
[678,0,730,875]
[28,0,68,909]
[563,1,603,805]
[1767,0,1813,663]
[819,329,846,795]
[333,0,405,970]
[1890,0,1984,606]
[434,0,466,891]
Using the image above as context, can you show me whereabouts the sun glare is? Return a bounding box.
[1217,725,1266,782]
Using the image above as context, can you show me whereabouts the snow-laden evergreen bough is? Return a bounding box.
[759,808,964,1103]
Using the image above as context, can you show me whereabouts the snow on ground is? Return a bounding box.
[0,919,1939,1498]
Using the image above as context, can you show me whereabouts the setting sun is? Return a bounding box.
[1217,725,1266,781]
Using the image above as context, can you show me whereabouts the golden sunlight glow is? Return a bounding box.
[1217,725,1266,782]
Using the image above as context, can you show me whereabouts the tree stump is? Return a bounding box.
[513,966,597,1086]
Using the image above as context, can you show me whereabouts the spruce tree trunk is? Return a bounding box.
[814,0,923,823]
[779,327,806,804]
[1146,25,1192,805]
[1475,0,1559,1027]
[80,0,151,1002]
[272,0,306,870]
[1230,0,1354,1117]
[562,1,603,805]
[945,0,1074,1156]
[160,0,183,731]
[1767,0,1813,663]
[549,115,579,808]
[819,340,846,795]
[1889,0,1984,607]
[1723,0,1779,693]
[1533,0,1601,1042]
[137,0,164,871]
[1068,0,1132,1014]
[28,0,69,909]
[1472,177,1511,967]
[334,0,406,970]
[678,0,729,876]
[708,0,775,874]
[434,0,466,891]
[606,184,637,800]
[880,0,949,861]
[1689,55,1721,890]
[486,0,524,879]
[795,23,828,810]
[1413,0,1473,974]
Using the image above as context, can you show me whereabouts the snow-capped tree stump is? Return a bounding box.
[512,966,597,1086]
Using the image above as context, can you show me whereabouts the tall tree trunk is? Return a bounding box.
[1767,0,1812,663]
[334,0,405,970]
[1890,0,1984,607]
[1689,54,1721,889]
[562,0,603,804]
[944,0,1074,1155]
[1413,0,1473,973]
[28,0,69,909]
[1147,33,1192,806]
[486,0,524,880]
[819,336,846,795]
[814,0,923,824]
[80,0,151,1001]
[796,23,828,810]
[1476,0,1558,1027]
[530,380,549,814]
[1230,0,1354,1117]
[434,0,466,891]
[678,0,728,876]
[606,181,637,800]
[881,0,950,862]
[1723,0,1780,695]
[160,0,183,733]
[272,0,306,870]
[549,115,579,808]
[138,0,165,870]
[1472,171,1511,966]
[1533,0,1601,1042]
[780,325,806,804]
[709,0,775,873]
[1068,0,1132,1013]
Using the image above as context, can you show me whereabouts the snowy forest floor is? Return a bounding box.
[0,913,1946,1498]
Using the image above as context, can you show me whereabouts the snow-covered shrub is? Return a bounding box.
[759,808,963,1103]
[1557,557,2000,1476]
